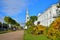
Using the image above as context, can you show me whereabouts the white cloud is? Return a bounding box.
[1,0,27,16]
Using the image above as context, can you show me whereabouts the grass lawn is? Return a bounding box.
[0,30,17,34]
[0,30,12,34]
[24,30,51,40]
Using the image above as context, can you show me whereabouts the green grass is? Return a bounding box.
[0,30,15,34]
[24,30,51,40]
[0,31,8,34]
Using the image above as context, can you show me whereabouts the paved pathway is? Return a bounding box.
[0,30,24,40]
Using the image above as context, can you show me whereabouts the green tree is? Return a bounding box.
[0,22,2,27]
[26,20,33,27]
[4,16,17,25]
[57,2,60,8]
[15,22,20,26]
[15,23,21,29]
[30,16,37,24]
[4,16,12,24]
[26,16,37,27]
[3,23,9,30]
[4,16,14,28]
[0,22,2,31]
[4,16,21,30]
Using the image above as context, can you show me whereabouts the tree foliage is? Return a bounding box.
[30,16,37,23]
[57,2,60,8]
[32,25,46,35]
[0,22,2,27]
[0,22,2,31]
[4,16,21,30]
[26,16,37,27]
[26,20,33,27]
[4,16,16,25]
[47,17,60,40]
[3,23,9,30]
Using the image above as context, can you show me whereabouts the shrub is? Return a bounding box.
[27,25,36,34]
[32,25,46,35]
[47,17,60,40]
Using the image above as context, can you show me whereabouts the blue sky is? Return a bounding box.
[0,0,59,24]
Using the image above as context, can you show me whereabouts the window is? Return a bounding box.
[37,21,40,25]
[27,17,29,19]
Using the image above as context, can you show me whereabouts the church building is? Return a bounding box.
[34,2,60,26]
[24,2,60,29]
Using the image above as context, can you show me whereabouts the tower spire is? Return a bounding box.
[26,9,28,14]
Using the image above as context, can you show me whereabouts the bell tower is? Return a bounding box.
[24,9,30,29]
[26,9,30,22]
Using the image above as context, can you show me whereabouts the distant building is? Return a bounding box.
[34,3,60,26]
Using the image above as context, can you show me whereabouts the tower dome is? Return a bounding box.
[38,13,41,17]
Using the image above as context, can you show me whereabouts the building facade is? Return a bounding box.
[34,3,60,26]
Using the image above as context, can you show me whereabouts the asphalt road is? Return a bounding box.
[0,30,24,40]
